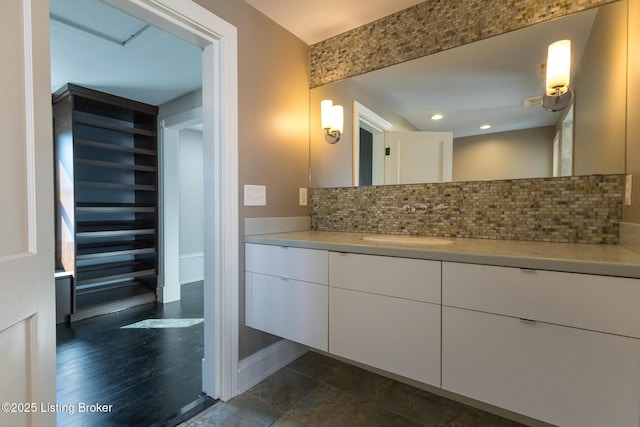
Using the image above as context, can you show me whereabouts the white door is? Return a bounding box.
[386,131,453,184]
[0,1,56,426]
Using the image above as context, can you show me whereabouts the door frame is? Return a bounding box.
[103,0,239,400]
[352,100,392,186]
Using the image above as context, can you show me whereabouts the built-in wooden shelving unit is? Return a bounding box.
[53,84,158,321]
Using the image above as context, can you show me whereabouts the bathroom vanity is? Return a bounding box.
[244,231,640,426]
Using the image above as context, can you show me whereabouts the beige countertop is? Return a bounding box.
[244,231,640,278]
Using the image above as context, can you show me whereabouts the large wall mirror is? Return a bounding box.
[309,0,627,188]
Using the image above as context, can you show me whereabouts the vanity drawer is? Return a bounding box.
[442,306,640,427]
[246,243,328,285]
[246,272,328,351]
[329,252,441,303]
[330,287,441,386]
[442,262,640,338]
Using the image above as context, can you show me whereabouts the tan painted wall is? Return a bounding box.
[624,0,640,223]
[573,0,627,176]
[453,127,555,182]
[195,0,310,359]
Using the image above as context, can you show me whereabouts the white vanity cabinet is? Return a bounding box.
[442,262,640,427]
[329,252,442,386]
[245,243,329,350]
[244,236,640,426]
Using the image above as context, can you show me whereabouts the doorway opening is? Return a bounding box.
[50,0,238,423]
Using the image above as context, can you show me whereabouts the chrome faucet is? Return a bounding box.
[390,203,448,214]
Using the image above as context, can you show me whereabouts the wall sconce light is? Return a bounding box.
[543,39,573,112]
[321,99,343,144]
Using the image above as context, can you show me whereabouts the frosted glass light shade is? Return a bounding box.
[321,99,343,132]
[546,40,571,95]
[332,105,344,133]
[321,99,334,130]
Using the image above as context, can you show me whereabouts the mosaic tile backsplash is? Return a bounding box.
[310,0,615,88]
[310,175,624,244]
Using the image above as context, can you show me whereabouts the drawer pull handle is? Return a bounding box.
[519,318,537,325]
[520,268,537,273]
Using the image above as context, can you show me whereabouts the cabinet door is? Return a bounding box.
[442,307,640,426]
[330,287,441,386]
[246,243,328,284]
[246,272,328,351]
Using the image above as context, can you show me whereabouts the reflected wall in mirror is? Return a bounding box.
[309,0,627,188]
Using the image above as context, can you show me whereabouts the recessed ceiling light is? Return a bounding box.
[430,114,443,120]
[480,124,491,130]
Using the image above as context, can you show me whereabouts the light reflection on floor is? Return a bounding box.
[120,318,204,329]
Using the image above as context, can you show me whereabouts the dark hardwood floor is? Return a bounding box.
[56,281,212,426]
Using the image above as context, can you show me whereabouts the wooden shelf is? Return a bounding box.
[76,261,156,287]
[76,203,156,213]
[75,138,156,156]
[76,181,156,191]
[76,279,144,296]
[76,242,156,259]
[75,116,156,137]
[77,220,151,231]
[76,222,155,238]
[75,158,156,172]
[74,280,155,314]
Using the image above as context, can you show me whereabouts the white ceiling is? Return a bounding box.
[50,0,418,107]
[50,0,202,106]
[243,0,425,45]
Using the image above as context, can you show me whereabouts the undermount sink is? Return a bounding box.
[361,235,454,245]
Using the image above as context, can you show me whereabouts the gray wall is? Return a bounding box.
[452,127,555,182]
[195,0,310,359]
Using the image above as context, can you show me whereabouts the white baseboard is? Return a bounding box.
[237,339,307,394]
[179,252,204,284]
[158,283,180,303]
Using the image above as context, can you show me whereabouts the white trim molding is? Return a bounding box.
[237,340,307,394]
[158,121,180,303]
[104,0,239,401]
[352,100,393,187]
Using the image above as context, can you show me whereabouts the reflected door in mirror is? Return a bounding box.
[387,131,453,184]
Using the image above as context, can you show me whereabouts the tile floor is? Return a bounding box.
[180,351,527,427]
